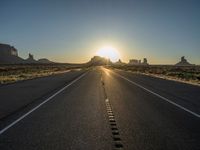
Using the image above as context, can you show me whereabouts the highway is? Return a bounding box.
[0,67,199,150]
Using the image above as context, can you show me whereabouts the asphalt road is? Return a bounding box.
[0,67,199,150]
[0,70,86,120]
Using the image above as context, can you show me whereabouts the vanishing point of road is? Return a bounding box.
[0,67,199,150]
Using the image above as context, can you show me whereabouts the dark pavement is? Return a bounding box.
[0,67,199,150]
[0,70,86,120]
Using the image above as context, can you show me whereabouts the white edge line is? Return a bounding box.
[114,72,200,118]
[0,72,87,135]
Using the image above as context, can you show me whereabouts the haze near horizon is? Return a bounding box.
[0,0,199,64]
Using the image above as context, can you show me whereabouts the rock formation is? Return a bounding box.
[129,58,149,65]
[87,56,111,66]
[0,43,54,64]
[38,58,54,64]
[175,56,194,66]
[0,43,25,64]
[25,53,38,63]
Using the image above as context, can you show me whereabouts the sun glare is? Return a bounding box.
[96,46,120,62]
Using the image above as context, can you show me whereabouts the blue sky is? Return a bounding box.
[0,0,200,64]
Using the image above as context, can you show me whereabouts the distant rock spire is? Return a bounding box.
[28,53,34,60]
[175,56,194,66]
[26,53,37,63]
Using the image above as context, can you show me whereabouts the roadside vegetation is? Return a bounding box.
[109,65,200,86]
[0,64,88,84]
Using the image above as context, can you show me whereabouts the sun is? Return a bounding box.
[96,46,120,62]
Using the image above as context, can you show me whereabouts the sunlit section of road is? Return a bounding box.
[0,67,199,150]
[103,67,200,118]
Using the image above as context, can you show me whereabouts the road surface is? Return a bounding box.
[0,67,199,150]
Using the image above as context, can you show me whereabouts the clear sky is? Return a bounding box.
[0,0,200,64]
